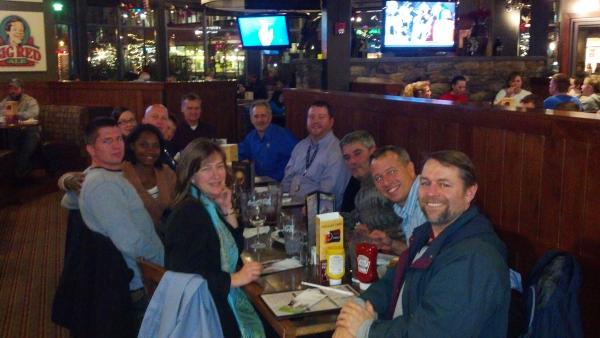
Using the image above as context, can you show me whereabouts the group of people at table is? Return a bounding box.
[49,81,513,337]
[1,71,591,336]
[403,71,600,112]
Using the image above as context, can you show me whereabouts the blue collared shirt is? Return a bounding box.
[238,124,298,181]
[281,131,351,210]
[392,175,427,244]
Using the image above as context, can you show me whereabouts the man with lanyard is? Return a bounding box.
[334,150,510,338]
[281,101,350,209]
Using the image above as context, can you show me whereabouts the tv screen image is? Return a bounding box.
[237,15,291,49]
[383,1,456,48]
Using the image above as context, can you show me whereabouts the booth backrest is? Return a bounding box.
[283,88,600,337]
[39,105,89,149]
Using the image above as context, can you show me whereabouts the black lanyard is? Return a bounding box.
[303,143,319,176]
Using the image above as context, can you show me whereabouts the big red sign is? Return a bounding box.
[0,11,46,72]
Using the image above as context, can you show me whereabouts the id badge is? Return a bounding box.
[291,175,302,194]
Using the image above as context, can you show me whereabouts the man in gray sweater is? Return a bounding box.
[78,117,164,325]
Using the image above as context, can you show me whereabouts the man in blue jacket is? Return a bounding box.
[335,150,510,338]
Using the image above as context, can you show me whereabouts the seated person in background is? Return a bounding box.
[164,139,265,338]
[402,80,432,98]
[0,78,40,177]
[438,75,469,104]
[567,72,585,97]
[339,131,400,238]
[494,71,532,108]
[142,104,177,169]
[369,146,427,254]
[269,90,286,116]
[334,150,510,338]
[281,101,351,209]
[579,77,600,112]
[238,101,297,181]
[544,73,583,110]
[172,93,216,153]
[79,117,164,327]
[122,124,176,232]
[164,114,177,141]
[112,106,137,137]
[245,73,268,100]
[518,94,541,109]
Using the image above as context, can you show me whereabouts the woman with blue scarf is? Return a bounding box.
[164,138,265,338]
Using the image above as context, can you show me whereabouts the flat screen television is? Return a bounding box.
[382,1,456,53]
[237,15,291,49]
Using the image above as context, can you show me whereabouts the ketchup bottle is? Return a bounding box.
[355,243,378,290]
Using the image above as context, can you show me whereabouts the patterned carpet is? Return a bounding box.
[0,191,69,338]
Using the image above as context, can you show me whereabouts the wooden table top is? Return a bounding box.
[241,248,350,338]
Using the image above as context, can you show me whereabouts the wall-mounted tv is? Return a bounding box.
[383,1,456,53]
[237,15,291,49]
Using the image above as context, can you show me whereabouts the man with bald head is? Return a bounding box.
[142,104,176,169]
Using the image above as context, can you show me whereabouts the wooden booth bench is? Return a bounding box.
[283,88,600,337]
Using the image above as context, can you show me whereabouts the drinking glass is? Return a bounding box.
[247,204,267,250]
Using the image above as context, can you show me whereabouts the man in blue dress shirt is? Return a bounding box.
[281,101,351,209]
[238,101,297,181]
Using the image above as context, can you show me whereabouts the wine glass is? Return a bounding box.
[247,204,267,250]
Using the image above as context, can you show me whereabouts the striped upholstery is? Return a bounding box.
[38,105,89,150]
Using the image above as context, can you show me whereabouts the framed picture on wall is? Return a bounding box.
[0,10,47,72]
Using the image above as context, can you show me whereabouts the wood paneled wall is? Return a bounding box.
[22,81,239,141]
[25,81,164,117]
[283,89,600,335]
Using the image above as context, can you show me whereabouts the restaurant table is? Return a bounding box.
[0,120,40,149]
[241,247,356,338]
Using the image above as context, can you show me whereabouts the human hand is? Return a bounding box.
[336,300,376,336]
[368,229,393,252]
[354,223,369,236]
[214,187,233,214]
[63,172,85,192]
[506,86,516,96]
[231,261,262,287]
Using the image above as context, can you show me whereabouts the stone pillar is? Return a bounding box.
[322,0,351,91]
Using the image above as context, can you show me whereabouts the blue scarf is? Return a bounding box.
[190,186,265,338]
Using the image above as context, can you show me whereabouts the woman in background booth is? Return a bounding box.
[112,107,138,137]
[403,80,432,98]
[122,124,176,233]
[164,138,265,338]
[579,77,600,112]
[494,72,532,109]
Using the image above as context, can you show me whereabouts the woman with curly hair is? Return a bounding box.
[403,80,432,98]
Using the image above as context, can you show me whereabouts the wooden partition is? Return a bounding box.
[164,81,238,142]
[22,80,239,141]
[26,81,164,118]
[283,88,600,335]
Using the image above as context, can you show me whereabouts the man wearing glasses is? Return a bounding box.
[368,146,426,254]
